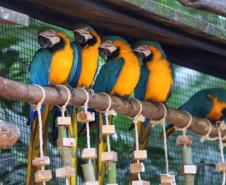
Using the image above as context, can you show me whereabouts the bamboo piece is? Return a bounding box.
[82,163,96,181]
[106,162,117,184]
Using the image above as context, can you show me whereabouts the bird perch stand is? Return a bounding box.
[0,120,19,149]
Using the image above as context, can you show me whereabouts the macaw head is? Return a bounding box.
[38,30,70,49]
[73,24,100,47]
[98,36,130,60]
[133,40,167,65]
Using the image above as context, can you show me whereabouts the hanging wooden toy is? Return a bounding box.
[100,93,118,184]
[77,88,98,184]
[55,85,75,185]
[31,85,52,184]
[174,112,197,183]
[216,121,226,185]
[130,99,150,185]
[151,104,176,185]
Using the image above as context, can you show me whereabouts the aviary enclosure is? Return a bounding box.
[0,0,226,185]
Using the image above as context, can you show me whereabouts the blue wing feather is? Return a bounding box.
[94,58,124,93]
[67,42,82,87]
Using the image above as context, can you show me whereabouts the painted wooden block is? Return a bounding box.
[179,165,197,176]
[32,156,50,167]
[57,138,75,147]
[160,174,176,184]
[216,162,226,172]
[132,180,150,185]
[134,150,147,161]
[77,111,95,123]
[101,151,118,162]
[81,148,97,160]
[34,170,52,183]
[130,163,145,174]
[56,166,75,178]
[84,181,99,185]
[176,135,192,146]
[102,125,115,135]
[56,116,71,127]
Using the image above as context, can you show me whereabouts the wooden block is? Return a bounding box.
[32,156,50,167]
[176,135,192,146]
[130,163,145,174]
[57,138,75,147]
[56,116,71,127]
[102,125,115,135]
[132,180,150,185]
[77,111,95,123]
[179,165,197,176]
[101,151,118,162]
[34,170,52,183]
[84,181,99,185]
[216,162,226,172]
[56,166,75,178]
[160,174,175,184]
[134,150,147,161]
[81,148,97,160]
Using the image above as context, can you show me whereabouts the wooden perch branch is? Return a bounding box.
[177,0,226,17]
[0,76,225,140]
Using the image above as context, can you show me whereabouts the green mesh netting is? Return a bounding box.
[0,18,225,185]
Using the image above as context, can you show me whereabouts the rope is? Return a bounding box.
[175,111,192,136]
[158,104,169,175]
[32,85,46,185]
[80,88,92,164]
[133,99,144,181]
[56,85,71,185]
[200,120,219,143]
[217,122,226,185]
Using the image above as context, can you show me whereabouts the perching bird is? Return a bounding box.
[94,36,141,184]
[165,88,226,137]
[27,31,74,185]
[67,24,101,185]
[132,41,174,150]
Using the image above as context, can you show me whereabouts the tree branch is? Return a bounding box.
[0,76,225,140]
[177,0,226,17]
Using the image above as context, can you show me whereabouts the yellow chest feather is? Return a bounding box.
[111,51,140,96]
[77,45,99,88]
[49,45,73,84]
[145,59,173,102]
[207,96,226,121]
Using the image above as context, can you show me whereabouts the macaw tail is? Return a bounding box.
[137,119,152,150]
[69,107,78,185]
[160,124,175,139]
[96,112,110,185]
[26,105,50,185]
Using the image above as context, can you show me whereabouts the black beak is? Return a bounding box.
[38,30,61,48]
[73,27,93,45]
[98,41,117,58]
[133,45,152,60]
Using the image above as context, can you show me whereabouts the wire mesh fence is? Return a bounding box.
[0,18,225,185]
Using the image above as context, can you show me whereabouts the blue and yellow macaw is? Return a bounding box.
[67,24,101,185]
[94,36,141,184]
[165,88,226,137]
[27,31,74,185]
[132,41,174,150]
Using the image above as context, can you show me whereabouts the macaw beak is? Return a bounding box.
[38,30,61,48]
[133,45,152,60]
[98,40,118,58]
[73,27,93,44]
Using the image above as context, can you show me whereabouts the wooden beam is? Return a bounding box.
[163,46,226,80]
[178,0,226,17]
[0,76,225,141]
[0,0,226,57]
